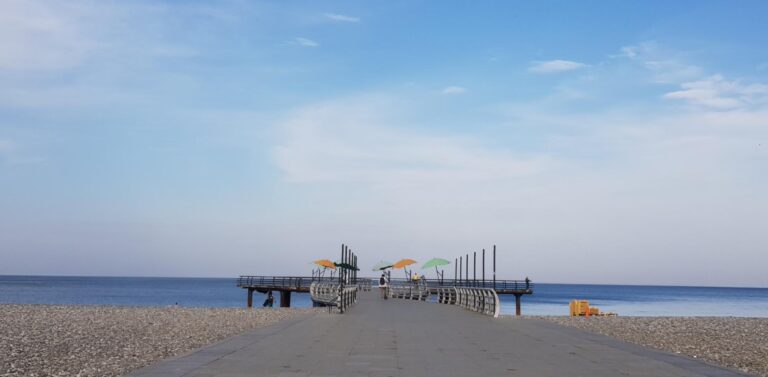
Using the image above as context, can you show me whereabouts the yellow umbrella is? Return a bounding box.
[392,259,417,269]
[314,259,336,269]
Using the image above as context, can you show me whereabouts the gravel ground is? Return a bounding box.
[537,316,768,376]
[0,304,315,377]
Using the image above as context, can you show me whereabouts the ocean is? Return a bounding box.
[1,275,767,317]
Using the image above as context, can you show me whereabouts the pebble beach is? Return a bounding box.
[0,304,314,377]
[539,316,768,376]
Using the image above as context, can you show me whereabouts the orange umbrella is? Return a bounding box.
[314,259,336,269]
[392,259,417,269]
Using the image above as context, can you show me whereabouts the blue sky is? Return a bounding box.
[1,0,767,286]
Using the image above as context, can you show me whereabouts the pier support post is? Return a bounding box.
[514,293,522,316]
[280,291,292,307]
[247,288,255,308]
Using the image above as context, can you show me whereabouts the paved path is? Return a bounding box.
[128,291,751,377]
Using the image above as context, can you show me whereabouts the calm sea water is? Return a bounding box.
[1,275,767,317]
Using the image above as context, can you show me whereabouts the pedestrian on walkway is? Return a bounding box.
[379,273,388,299]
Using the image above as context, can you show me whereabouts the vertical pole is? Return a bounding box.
[465,253,469,287]
[454,258,457,285]
[473,251,476,287]
[493,245,496,290]
[340,244,344,284]
[515,294,522,316]
[247,288,254,308]
[482,249,485,288]
[459,257,462,285]
[344,246,348,285]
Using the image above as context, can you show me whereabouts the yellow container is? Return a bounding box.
[569,300,590,316]
[589,307,600,316]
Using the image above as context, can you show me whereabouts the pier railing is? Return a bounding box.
[456,287,501,318]
[388,282,430,301]
[309,282,358,313]
[237,275,340,291]
[436,287,457,305]
[386,278,533,293]
[357,278,373,291]
[237,275,532,294]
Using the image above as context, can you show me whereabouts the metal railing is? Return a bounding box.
[456,287,501,318]
[237,275,531,294]
[384,278,533,292]
[357,278,373,291]
[237,275,342,290]
[309,281,358,313]
[435,287,457,305]
[388,282,430,301]
[237,276,310,289]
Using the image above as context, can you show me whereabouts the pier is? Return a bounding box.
[128,290,750,377]
[237,244,533,313]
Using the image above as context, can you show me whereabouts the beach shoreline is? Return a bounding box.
[534,315,768,377]
[0,304,315,377]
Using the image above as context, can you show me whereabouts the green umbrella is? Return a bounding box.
[422,258,451,282]
[371,260,394,271]
[422,258,450,269]
[334,262,360,271]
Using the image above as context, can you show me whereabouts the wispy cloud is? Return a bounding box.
[441,86,466,95]
[529,60,587,74]
[614,42,702,83]
[664,75,768,109]
[273,96,545,185]
[0,0,94,71]
[270,91,768,285]
[293,37,319,47]
[323,13,360,23]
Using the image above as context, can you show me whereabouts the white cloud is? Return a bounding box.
[293,37,319,47]
[266,91,768,286]
[614,42,703,83]
[323,13,360,23]
[441,86,466,95]
[0,0,239,72]
[664,75,768,109]
[0,0,95,70]
[529,60,587,74]
[273,96,545,185]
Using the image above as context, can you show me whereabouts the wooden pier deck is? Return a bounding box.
[127,290,750,377]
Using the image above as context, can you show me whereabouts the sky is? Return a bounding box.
[1,0,767,287]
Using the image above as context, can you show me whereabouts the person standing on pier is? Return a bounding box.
[379,273,388,299]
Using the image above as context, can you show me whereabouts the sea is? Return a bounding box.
[1,275,767,317]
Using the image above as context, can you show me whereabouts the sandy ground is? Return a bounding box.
[0,304,315,377]
[538,316,768,376]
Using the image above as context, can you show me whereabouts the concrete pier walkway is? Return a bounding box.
[128,291,750,377]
